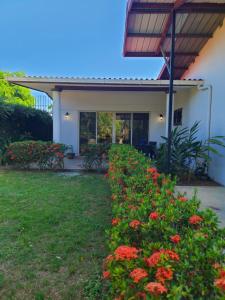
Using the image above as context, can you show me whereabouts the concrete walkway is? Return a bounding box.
[176,186,225,227]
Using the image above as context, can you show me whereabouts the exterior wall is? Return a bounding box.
[182,21,225,185]
[58,90,168,155]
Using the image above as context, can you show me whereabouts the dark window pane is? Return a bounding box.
[174,108,183,126]
[116,113,131,144]
[97,112,113,144]
[132,113,149,145]
[80,112,96,153]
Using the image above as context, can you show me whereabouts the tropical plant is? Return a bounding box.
[156,122,225,182]
[103,145,225,299]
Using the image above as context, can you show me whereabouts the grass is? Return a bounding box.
[0,171,111,300]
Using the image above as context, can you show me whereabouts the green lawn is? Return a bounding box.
[0,171,111,300]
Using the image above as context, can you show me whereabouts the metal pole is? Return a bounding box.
[167,10,176,173]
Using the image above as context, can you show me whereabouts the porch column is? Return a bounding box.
[52,90,61,143]
[165,92,174,137]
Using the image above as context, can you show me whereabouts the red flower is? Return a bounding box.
[145,282,167,295]
[145,252,162,267]
[147,167,157,174]
[114,245,139,261]
[178,196,188,202]
[149,212,159,220]
[164,249,180,261]
[129,220,141,230]
[130,268,148,283]
[128,205,138,211]
[103,271,110,279]
[189,215,203,225]
[104,173,109,178]
[156,267,173,283]
[219,269,225,278]
[214,277,225,291]
[166,190,173,196]
[170,234,181,244]
[112,218,120,226]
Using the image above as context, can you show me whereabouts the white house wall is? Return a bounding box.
[182,20,225,185]
[59,90,167,154]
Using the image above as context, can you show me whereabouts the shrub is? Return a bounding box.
[4,141,65,169]
[82,143,110,171]
[103,145,225,299]
[0,102,53,152]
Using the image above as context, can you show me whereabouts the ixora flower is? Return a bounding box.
[129,220,141,229]
[189,215,203,225]
[103,270,110,279]
[130,268,148,283]
[178,196,188,202]
[147,167,157,173]
[149,212,159,220]
[145,282,167,295]
[112,218,121,226]
[214,277,225,291]
[114,245,139,261]
[156,267,173,283]
[170,234,181,244]
[145,250,179,267]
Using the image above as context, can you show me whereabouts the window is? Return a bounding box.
[174,108,183,126]
[80,112,96,153]
[132,113,149,145]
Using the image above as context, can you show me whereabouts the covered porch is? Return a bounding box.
[7,76,203,156]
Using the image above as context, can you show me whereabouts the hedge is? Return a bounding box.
[4,141,65,169]
[0,103,53,151]
[103,145,225,299]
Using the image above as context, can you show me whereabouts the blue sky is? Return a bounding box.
[1,0,164,79]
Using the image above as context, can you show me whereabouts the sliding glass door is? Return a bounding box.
[80,112,96,154]
[132,113,149,146]
[115,113,131,144]
[79,112,149,153]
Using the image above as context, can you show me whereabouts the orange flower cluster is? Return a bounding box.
[149,212,159,220]
[170,234,181,244]
[145,282,167,295]
[129,220,141,229]
[130,268,148,283]
[114,245,139,261]
[189,215,203,225]
[145,249,179,267]
[103,270,110,279]
[178,196,188,202]
[156,267,173,283]
[112,218,121,226]
[214,268,225,291]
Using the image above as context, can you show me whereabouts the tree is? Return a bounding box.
[0,70,35,106]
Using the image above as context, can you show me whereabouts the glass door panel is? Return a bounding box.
[80,112,96,154]
[132,113,149,146]
[115,113,131,144]
[97,112,113,144]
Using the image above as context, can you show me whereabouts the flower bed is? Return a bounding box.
[103,145,225,299]
[4,141,65,169]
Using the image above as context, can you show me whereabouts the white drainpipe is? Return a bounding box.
[197,84,213,173]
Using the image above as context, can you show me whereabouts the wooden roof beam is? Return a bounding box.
[127,32,212,38]
[125,51,198,57]
[130,2,225,14]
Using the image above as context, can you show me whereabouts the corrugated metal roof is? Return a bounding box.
[124,0,225,79]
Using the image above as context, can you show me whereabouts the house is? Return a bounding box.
[7,0,225,185]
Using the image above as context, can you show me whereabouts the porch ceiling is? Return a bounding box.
[123,0,225,79]
[7,76,203,98]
